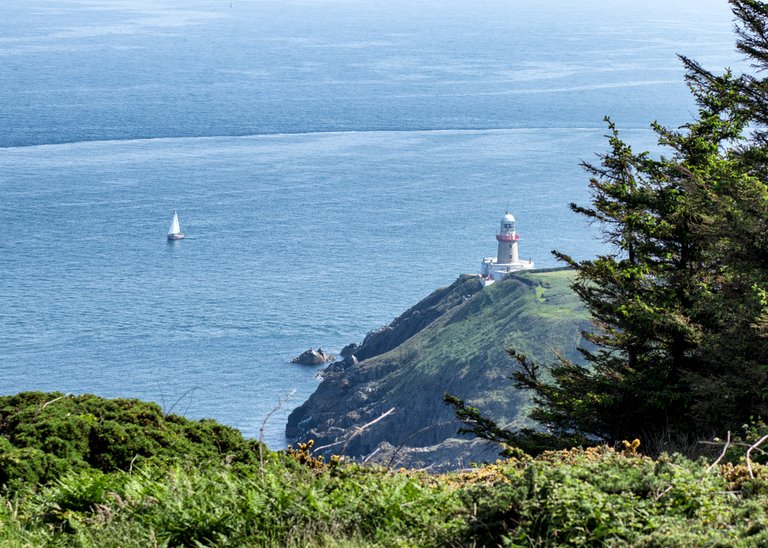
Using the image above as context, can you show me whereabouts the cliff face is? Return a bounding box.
[286,269,589,470]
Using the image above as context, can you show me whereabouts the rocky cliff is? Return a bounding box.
[286,269,589,470]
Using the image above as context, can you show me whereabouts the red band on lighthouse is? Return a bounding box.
[496,233,520,242]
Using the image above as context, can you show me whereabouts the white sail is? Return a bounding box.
[168,211,181,235]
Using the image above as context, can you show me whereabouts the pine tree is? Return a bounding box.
[514,72,760,445]
[448,0,768,451]
[674,0,768,426]
[513,120,710,445]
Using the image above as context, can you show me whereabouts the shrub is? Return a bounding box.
[6,393,768,546]
[0,392,264,492]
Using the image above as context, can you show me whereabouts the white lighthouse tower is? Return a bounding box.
[480,212,534,284]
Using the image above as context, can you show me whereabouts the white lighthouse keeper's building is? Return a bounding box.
[480,212,534,283]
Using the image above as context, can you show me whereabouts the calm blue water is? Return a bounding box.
[0,0,741,447]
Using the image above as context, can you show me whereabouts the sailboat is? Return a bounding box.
[167,211,185,240]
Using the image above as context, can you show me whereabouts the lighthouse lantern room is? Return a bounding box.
[480,212,534,285]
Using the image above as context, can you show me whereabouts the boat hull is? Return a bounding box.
[167,233,185,240]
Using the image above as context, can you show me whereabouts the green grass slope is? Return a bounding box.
[287,269,589,469]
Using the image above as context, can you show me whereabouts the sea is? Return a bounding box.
[0,0,742,448]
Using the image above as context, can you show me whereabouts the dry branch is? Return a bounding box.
[312,407,396,454]
[706,431,731,473]
[747,433,768,479]
[259,390,296,477]
[39,393,71,410]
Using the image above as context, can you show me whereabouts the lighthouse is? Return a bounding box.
[480,211,534,284]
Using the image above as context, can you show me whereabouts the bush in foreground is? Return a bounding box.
[4,392,768,546]
[0,391,262,493]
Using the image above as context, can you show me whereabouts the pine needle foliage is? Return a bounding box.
[448,0,768,453]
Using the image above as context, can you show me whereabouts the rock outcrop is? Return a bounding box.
[325,354,358,374]
[286,269,589,470]
[291,348,335,365]
[339,343,359,357]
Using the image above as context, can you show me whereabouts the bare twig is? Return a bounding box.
[413,462,438,473]
[259,390,296,445]
[339,407,395,455]
[747,433,768,479]
[258,390,296,477]
[699,440,768,454]
[157,385,166,417]
[655,484,674,501]
[129,453,139,474]
[40,393,72,410]
[164,387,200,418]
[385,420,453,468]
[706,431,731,473]
[311,438,348,453]
[362,446,383,464]
[312,407,396,454]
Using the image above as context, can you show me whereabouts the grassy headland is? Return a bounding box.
[287,269,589,468]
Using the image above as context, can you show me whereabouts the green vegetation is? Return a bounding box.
[0,392,463,546]
[0,392,263,493]
[5,391,768,545]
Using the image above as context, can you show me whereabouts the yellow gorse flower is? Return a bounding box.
[622,439,641,455]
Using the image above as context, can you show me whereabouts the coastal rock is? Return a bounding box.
[340,343,359,357]
[291,348,335,365]
[325,355,358,374]
[343,354,358,367]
